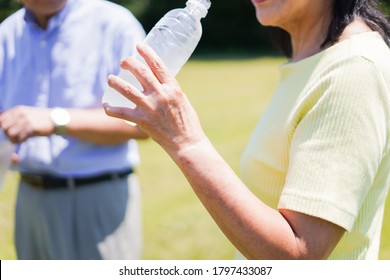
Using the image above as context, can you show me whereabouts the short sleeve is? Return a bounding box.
[278,56,390,231]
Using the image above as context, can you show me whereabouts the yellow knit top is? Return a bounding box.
[240,32,390,259]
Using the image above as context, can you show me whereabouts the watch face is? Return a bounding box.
[51,108,70,125]
[51,108,70,135]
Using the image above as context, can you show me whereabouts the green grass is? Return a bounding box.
[1,57,390,259]
[0,172,18,260]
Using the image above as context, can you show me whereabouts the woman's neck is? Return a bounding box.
[289,17,373,62]
[337,18,373,43]
[288,16,331,62]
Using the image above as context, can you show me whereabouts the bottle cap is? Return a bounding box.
[187,0,211,18]
[195,0,211,10]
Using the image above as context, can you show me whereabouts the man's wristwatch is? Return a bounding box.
[50,107,71,135]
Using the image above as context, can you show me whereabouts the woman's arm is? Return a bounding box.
[104,43,345,259]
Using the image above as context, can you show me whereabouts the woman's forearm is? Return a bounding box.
[168,139,301,259]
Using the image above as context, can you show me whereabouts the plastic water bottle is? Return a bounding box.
[103,0,211,108]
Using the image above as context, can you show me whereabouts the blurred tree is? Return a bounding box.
[109,0,150,18]
[381,0,390,13]
[1,0,390,54]
[0,0,21,22]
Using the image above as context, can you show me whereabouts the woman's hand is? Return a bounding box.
[103,43,207,155]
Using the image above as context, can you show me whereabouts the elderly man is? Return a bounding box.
[0,0,148,259]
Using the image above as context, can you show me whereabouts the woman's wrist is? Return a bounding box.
[168,136,213,167]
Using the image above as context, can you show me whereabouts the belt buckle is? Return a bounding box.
[67,178,76,190]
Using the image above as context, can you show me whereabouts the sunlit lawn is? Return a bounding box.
[1,56,389,259]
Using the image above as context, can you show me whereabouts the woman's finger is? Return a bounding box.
[136,43,176,85]
[107,74,145,106]
[103,103,138,124]
[120,55,161,93]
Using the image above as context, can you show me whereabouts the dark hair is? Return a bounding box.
[269,0,390,58]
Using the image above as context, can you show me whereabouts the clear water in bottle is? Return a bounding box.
[102,0,211,109]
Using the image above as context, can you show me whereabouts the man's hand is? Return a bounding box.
[0,106,54,144]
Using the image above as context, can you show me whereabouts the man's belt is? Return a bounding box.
[20,168,133,190]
